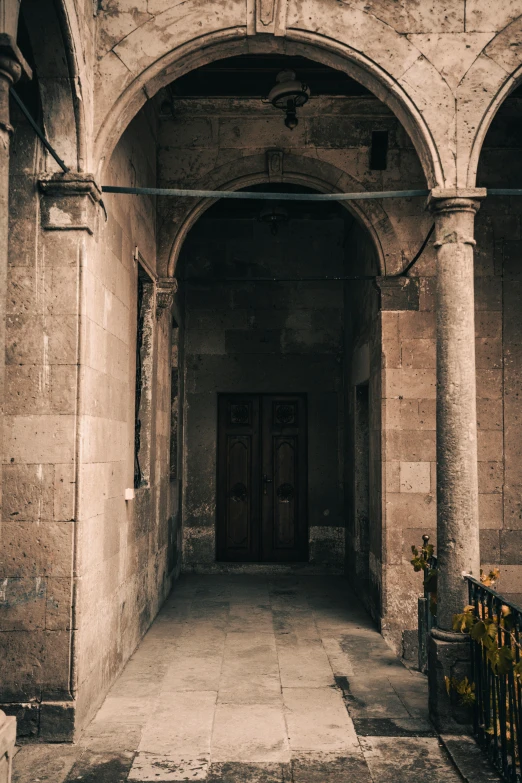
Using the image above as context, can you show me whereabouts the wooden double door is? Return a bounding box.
[217,394,308,562]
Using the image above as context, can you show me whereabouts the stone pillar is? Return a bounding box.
[427,188,485,731]
[0,34,28,498]
[0,30,30,771]
[1,172,101,743]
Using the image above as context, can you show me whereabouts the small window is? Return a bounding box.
[370,130,388,171]
[134,263,154,489]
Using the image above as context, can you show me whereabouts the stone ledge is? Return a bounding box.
[1,701,75,744]
[440,734,503,783]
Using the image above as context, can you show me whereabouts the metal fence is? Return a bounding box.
[467,576,522,783]
[417,535,437,673]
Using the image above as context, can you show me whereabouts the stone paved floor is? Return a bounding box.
[13,575,464,782]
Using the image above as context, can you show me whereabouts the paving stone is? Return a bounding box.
[12,745,83,783]
[360,737,462,782]
[291,753,373,783]
[63,751,135,783]
[128,752,210,781]
[206,762,289,783]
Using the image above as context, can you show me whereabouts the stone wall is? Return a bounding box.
[2,94,78,740]
[476,89,522,604]
[1,96,180,739]
[74,104,179,733]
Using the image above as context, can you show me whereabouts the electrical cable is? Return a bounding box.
[10,87,69,173]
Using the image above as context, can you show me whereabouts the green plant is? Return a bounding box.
[445,675,476,706]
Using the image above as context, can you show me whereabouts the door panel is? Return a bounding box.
[217,395,260,561]
[261,395,307,562]
[217,393,307,562]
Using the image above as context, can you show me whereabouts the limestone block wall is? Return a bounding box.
[475,89,522,604]
[1,101,79,740]
[74,104,178,731]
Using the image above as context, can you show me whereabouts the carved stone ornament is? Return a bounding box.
[267,150,284,182]
[38,173,103,234]
[246,0,287,35]
[156,278,178,319]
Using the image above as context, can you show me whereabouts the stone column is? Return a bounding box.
[427,188,485,731]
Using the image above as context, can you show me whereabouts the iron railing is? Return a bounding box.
[417,534,437,673]
[467,576,522,783]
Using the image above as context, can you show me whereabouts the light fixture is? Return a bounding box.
[259,204,289,235]
[268,69,310,130]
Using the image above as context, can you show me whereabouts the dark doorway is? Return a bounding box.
[217,394,308,562]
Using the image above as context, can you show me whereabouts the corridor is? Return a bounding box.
[13,576,463,783]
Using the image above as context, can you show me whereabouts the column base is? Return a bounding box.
[428,628,473,733]
[1,701,76,743]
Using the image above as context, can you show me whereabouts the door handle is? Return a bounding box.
[262,474,273,495]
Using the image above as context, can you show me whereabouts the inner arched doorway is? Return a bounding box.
[175,182,379,583]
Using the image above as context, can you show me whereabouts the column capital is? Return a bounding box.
[156,277,178,319]
[38,173,103,234]
[0,33,32,84]
[427,187,487,214]
[0,33,32,134]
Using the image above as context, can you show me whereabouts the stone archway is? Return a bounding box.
[92,0,449,188]
[160,153,404,279]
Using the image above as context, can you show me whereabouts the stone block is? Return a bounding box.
[504,483,522,530]
[384,368,436,399]
[2,463,54,522]
[0,521,73,578]
[385,430,436,462]
[480,529,500,563]
[418,277,436,311]
[475,310,502,338]
[0,578,46,631]
[385,492,436,529]
[474,276,502,311]
[479,493,503,529]
[476,398,503,430]
[182,527,215,567]
[477,430,503,461]
[503,283,522,343]
[400,339,435,369]
[385,460,400,493]
[377,278,419,311]
[45,578,73,631]
[398,311,435,339]
[476,369,502,399]
[4,415,75,464]
[477,461,503,494]
[54,463,75,522]
[497,565,522,594]
[0,631,46,701]
[500,531,522,565]
[428,633,473,733]
[399,461,431,493]
[39,702,76,743]
[475,337,502,369]
[2,703,39,741]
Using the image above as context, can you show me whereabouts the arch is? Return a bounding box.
[465,63,522,188]
[458,15,522,187]
[93,1,451,187]
[161,153,402,278]
[18,0,86,171]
